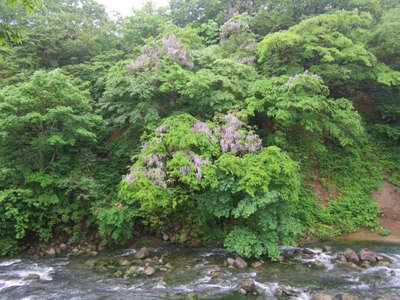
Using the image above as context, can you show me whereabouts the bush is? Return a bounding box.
[97,113,301,259]
[0,70,104,253]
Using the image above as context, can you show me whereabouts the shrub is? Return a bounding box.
[0,70,104,253]
[97,113,301,259]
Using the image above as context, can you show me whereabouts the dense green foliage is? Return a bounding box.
[0,0,399,258]
[0,70,104,254]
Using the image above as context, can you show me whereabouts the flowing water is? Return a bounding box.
[0,242,399,299]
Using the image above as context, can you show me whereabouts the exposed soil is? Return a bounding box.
[339,181,400,243]
[308,171,338,205]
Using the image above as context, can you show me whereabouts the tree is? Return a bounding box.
[257,11,379,95]
[246,71,365,156]
[0,0,118,87]
[0,0,42,45]
[0,70,104,253]
[98,113,301,259]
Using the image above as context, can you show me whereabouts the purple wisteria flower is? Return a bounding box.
[220,19,249,39]
[162,34,194,69]
[189,153,207,180]
[124,174,136,183]
[193,121,214,140]
[180,165,190,175]
[218,114,262,154]
[244,133,262,153]
[139,154,168,188]
[155,124,169,134]
[143,154,164,167]
[126,54,150,72]
[284,70,319,88]
[219,114,243,154]
[126,34,194,73]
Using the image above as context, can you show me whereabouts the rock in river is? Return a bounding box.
[239,279,256,294]
[234,257,248,269]
[227,257,235,267]
[46,248,56,256]
[312,292,335,300]
[143,266,156,276]
[135,247,150,259]
[344,248,359,263]
[359,249,377,263]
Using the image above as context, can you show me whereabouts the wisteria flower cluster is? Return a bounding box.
[193,121,214,140]
[162,34,194,69]
[189,152,207,179]
[220,19,249,39]
[218,114,261,154]
[126,45,160,72]
[155,124,169,134]
[235,56,256,65]
[126,34,194,73]
[124,113,262,188]
[178,152,208,179]
[143,154,167,188]
[125,154,167,188]
[284,70,319,88]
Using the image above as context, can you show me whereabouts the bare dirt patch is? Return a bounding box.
[308,171,338,205]
[339,181,400,243]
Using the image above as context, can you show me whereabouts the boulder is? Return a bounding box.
[251,260,264,268]
[32,254,40,260]
[359,249,377,263]
[85,259,97,268]
[344,248,359,263]
[164,262,173,269]
[239,279,256,294]
[125,266,139,276]
[59,243,67,251]
[45,248,56,256]
[323,245,332,252]
[211,270,223,278]
[337,253,348,263]
[113,271,122,277]
[227,257,235,267]
[119,259,130,266]
[312,292,335,300]
[162,233,169,241]
[279,285,300,297]
[135,247,150,259]
[144,266,156,276]
[234,257,248,269]
[360,261,371,269]
[340,293,357,300]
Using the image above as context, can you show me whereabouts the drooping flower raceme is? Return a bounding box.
[123,113,262,189]
[220,19,249,39]
[193,121,214,140]
[219,114,261,154]
[126,34,194,73]
[284,70,320,89]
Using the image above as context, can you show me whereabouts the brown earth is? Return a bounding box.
[307,171,338,205]
[339,181,400,243]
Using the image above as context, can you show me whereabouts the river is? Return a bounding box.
[0,241,399,299]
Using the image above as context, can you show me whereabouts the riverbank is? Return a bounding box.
[1,241,399,299]
[338,180,400,244]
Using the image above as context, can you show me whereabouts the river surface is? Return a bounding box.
[0,242,399,299]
